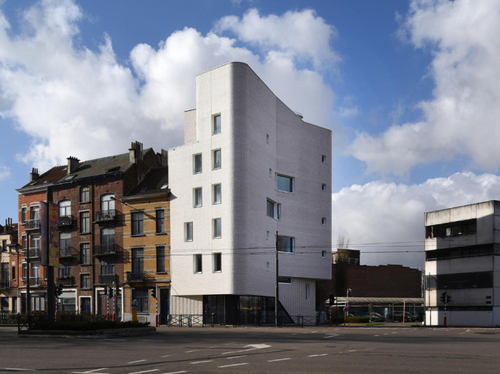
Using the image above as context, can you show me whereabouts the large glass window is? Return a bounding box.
[131,212,144,235]
[276,174,294,193]
[30,206,40,221]
[213,114,221,134]
[80,186,90,203]
[277,236,295,253]
[100,194,115,213]
[80,243,90,265]
[59,232,71,256]
[81,274,90,289]
[194,188,202,207]
[100,260,115,275]
[132,248,144,274]
[194,154,202,174]
[213,184,222,204]
[213,149,221,170]
[156,210,165,234]
[156,246,165,273]
[59,200,71,217]
[185,222,193,242]
[132,289,149,313]
[101,227,115,253]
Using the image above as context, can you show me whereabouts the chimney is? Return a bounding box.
[67,157,80,175]
[30,168,39,182]
[129,141,144,164]
[160,149,168,167]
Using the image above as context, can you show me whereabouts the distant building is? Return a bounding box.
[0,218,18,313]
[168,62,332,324]
[425,201,500,326]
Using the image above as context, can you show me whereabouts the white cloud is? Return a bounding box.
[332,172,500,269]
[349,0,500,175]
[0,161,10,182]
[214,8,339,69]
[0,1,337,172]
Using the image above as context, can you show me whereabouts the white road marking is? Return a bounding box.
[161,354,173,358]
[308,354,328,357]
[222,343,271,355]
[190,360,212,365]
[185,350,199,353]
[218,363,249,368]
[129,370,159,374]
[3,370,36,372]
[348,350,357,353]
[268,358,291,362]
[226,356,244,360]
[127,360,146,364]
[160,372,186,374]
[72,370,108,374]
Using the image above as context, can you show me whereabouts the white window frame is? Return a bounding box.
[193,153,202,174]
[213,218,222,239]
[213,184,222,204]
[193,187,202,208]
[185,222,193,242]
[267,199,281,220]
[213,114,221,135]
[213,149,221,170]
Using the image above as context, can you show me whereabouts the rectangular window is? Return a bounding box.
[213,114,221,134]
[322,183,327,191]
[132,288,149,313]
[132,248,144,274]
[194,187,202,207]
[156,210,165,233]
[81,243,90,265]
[278,276,292,284]
[193,153,202,174]
[213,184,222,204]
[58,264,71,277]
[59,200,71,217]
[213,253,222,272]
[305,284,310,300]
[322,155,327,163]
[131,212,144,235]
[277,236,295,253]
[80,186,90,203]
[59,232,71,257]
[100,260,115,275]
[21,207,27,223]
[322,217,327,225]
[80,211,90,233]
[156,246,165,273]
[267,199,281,220]
[22,236,27,250]
[213,149,221,170]
[194,254,202,273]
[276,174,294,193]
[213,218,221,238]
[185,222,193,242]
[30,206,40,220]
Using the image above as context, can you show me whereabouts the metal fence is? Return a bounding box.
[166,314,322,327]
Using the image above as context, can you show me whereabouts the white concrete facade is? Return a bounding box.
[168,62,332,322]
[424,201,500,326]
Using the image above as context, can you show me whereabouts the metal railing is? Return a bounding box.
[96,209,117,222]
[98,274,117,284]
[24,219,40,230]
[126,272,146,282]
[58,215,75,227]
[94,243,121,256]
[59,246,76,259]
[0,280,10,288]
[24,247,40,258]
[58,276,74,286]
[29,277,40,287]
[165,314,324,328]
[167,314,204,327]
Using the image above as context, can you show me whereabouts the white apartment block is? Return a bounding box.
[425,201,500,326]
[168,62,332,325]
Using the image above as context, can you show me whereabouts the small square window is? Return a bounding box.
[185,222,193,242]
[213,115,221,135]
[194,187,202,207]
[322,183,327,191]
[322,155,327,163]
[322,217,327,225]
[322,250,326,258]
[213,149,221,170]
[193,154,202,174]
[213,218,222,238]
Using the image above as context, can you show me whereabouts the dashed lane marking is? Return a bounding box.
[308,354,328,358]
[129,370,159,374]
[3,370,36,372]
[72,369,108,374]
[159,372,186,374]
[267,358,291,363]
[190,360,212,365]
[218,363,249,369]
[226,356,244,360]
[127,360,147,364]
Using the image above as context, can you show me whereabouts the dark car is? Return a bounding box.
[369,312,385,322]
[393,311,415,322]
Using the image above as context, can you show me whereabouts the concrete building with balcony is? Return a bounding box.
[168,62,332,325]
[16,142,164,317]
[0,219,18,313]
[121,166,170,325]
[425,201,500,326]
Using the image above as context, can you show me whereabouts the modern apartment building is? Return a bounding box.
[425,201,500,326]
[0,219,18,313]
[16,142,163,317]
[122,166,170,325]
[168,62,332,325]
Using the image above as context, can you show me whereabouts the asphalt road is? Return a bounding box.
[1,325,499,373]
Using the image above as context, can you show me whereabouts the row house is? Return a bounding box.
[16,142,165,317]
[0,219,18,312]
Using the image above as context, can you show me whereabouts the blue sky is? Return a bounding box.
[2,0,500,268]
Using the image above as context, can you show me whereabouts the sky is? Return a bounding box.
[2,0,500,269]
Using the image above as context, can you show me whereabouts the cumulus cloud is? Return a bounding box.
[0,1,337,171]
[0,161,10,182]
[349,0,500,175]
[332,172,500,269]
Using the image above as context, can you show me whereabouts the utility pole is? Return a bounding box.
[275,231,279,328]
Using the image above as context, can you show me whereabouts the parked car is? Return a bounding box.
[393,311,415,322]
[369,312,385,322]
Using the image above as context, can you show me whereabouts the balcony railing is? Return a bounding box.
[126,272,146,282]
[58,215,75,227]
[29,277,40,287]
[24,219,40,230]
[99,274,117,284]
[96,209,118,222]
[58,276,74,287]
[59,246,76,259]
[0,280,10,289]
[94,243,121,256]
[24,247,40,259]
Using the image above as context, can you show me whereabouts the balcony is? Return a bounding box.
[24,219,40,231]
[24,247,40,259]
[58,276,74,287]
[99,274,117,284]
[0,280,10,289]
[29,277,41,287]
[94,243,121,257]
[126,271,146,282]
[59,246,76,259]
[96,209,119,223]
[58,215,75,228]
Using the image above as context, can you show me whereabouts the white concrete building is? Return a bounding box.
[168,62,332,325]
[425,201,500,326]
